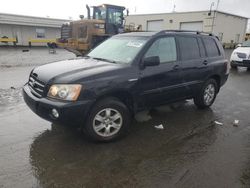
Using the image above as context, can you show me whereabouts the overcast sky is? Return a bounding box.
[0,0,249,30]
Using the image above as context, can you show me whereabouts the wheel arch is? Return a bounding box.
[208,74,221,92]
[90,90,136,116]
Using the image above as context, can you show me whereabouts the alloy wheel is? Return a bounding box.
[93,108,123,137]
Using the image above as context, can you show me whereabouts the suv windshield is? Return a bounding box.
[242,40,250,47]
[88,36,148,64]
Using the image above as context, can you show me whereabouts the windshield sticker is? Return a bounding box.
[126,41,144,48]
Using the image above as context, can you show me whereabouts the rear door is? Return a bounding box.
[202,36,225,78]
[138,36,183,107]
[176,35,208,97]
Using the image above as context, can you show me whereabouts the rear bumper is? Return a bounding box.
[22,84,93,126]
[231,60,250,68]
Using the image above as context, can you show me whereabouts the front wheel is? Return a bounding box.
[83,98,131,142]
[194,79,218,109]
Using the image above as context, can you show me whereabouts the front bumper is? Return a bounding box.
[231,60,250,68]
[22,84,93,126]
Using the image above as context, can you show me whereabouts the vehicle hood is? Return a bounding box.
[32,58,124,84]
[233,47,250,54]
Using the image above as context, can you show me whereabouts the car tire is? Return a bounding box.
[194,79,218,109]
[83,98,131,142]
[247,68,250,71]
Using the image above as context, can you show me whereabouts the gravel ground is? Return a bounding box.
[0,47,75,67]
[0,47,76,89]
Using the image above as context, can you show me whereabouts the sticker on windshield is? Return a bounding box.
[126,41,144,48]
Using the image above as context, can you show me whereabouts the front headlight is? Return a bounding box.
[47,84,82,101]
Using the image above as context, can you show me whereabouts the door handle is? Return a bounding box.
[173,65,179,70]
[203,60,208,65]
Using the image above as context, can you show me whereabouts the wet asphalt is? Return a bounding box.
[0,49,250,188]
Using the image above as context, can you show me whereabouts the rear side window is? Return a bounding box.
[144,37,177,63]
[197,37,206,58]
[203,37,220,57]
[178,36,200,60]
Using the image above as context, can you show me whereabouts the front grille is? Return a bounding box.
[237,52,247,59]
[28,74,45,98]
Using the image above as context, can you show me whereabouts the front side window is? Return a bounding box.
[36,28,45,38]
[94,7,106,20]
[178,36,200,60]
[88,36,148,64]
[144,37,177,63]
[108,8,123,25]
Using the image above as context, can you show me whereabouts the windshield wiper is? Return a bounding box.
[91,57,117,64]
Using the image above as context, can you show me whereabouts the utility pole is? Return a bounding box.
[172,0,176,12]
[210,2,215,33]
[172,4,176,12]
[216,0,220,11]
[211,0,220,33]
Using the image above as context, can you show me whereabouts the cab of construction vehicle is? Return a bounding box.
[56,4,127,56]
[92,4,125,34]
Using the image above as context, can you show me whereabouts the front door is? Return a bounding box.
[138,36,182,108]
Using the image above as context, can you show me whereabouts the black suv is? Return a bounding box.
[23,30,229,141]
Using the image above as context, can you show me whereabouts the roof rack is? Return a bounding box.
[157,30,214,36]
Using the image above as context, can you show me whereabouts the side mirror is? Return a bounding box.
[143,56,160,67]
[236,44,242,48]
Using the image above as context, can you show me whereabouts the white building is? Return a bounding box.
[0,13,69,46]
[126,10,248,45]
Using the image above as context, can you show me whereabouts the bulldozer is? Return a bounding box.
[56,4,141,56]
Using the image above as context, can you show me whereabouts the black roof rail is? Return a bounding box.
[156,30,215,36]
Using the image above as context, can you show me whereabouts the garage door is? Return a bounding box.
[180,21,203,31]
[147,20,163,31]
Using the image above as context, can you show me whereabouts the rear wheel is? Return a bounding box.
[83,98,131,142]
[194,79,218,109]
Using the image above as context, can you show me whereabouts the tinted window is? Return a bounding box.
[178,36,200,60]
[203,37,220,57]
[197,37,206,58]
[108,8,123,25]
[145,37,177,63]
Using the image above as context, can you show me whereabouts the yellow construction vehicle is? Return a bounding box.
[56,4,140,56]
